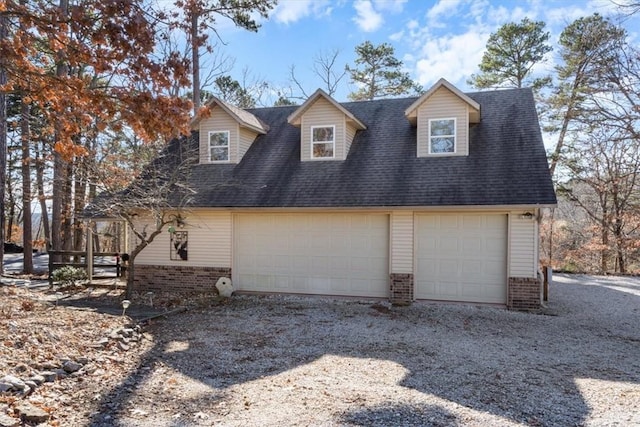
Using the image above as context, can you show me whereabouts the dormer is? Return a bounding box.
[288,89,366,161]
[192,97,268,164]
[405,78,480,157]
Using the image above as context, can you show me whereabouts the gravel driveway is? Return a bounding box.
[90,274,640,426]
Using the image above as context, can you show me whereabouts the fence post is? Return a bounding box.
[86,222,93,284]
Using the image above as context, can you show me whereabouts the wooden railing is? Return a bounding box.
[48,250,124,285]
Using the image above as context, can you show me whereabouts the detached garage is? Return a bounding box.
[234,213,389,298]
[112,79,556,311]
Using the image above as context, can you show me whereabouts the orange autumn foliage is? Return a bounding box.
[0,0,194,160]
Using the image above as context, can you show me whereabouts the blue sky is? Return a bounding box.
[207,0,640,103]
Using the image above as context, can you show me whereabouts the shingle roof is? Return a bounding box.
[175,87,557,208]
[191,96,269,134]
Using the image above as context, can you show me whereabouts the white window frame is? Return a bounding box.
[208,130,230,162]
[428,118,456,155]
[310,125,336,159]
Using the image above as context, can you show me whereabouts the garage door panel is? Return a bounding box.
[416,214,507,304]
[235,213,389,297]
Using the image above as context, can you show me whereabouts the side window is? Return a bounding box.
[311,125,335,159]
[209,131,230,162]
[170,231,188,261]
[429,118,456,154]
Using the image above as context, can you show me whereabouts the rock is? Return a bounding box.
[24,380,38,391]
[90,337,110,348]
[14,402,49,424]
[0,413,19,427]
[0,382,12,392]
[38,361,59,370]
[216,277,234,298]
[120,328,134,338]
[0,375,28,393]
[77,357,89,365]
[28,375,45,385]
[63,360,83,373]
[40,371,57,383]
[54,368,67,379]
[118,342,130,351]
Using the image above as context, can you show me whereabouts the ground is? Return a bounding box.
[1,273,639,426]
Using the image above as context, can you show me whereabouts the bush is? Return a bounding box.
[52,266,88,287]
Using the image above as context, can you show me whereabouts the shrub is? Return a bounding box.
[52,266,88,287]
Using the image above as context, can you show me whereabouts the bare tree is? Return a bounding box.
[87,136,198,298]
[0,7,8,272]
[286,48,347,101]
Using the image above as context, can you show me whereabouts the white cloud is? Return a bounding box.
[373,0,407,13]
[426,0,465,26]
[353,0,384,32]
[273,0,331,25]
[414,30,490,89]
[389,30,404,41]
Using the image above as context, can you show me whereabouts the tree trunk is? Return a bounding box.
[0,12,7,273]
[62,158,73,255]
[35,143,50,248]
[600,220,608,274]
[51,0,70,262]
[73,157,87,253]
[126,256,135,299]
[21,99,33,273]
[191,10,200,113]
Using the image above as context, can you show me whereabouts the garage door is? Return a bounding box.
[415,214,507,304]
[234,213,389,297]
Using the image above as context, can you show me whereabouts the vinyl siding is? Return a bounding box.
[345,122,357,156]
[199,106,239,163]
[239,127,257,159]
[509,213,538,278]
[301,97,346,161]
[135,211,232,268]
[390,211,414,274]
[417,86,469,157]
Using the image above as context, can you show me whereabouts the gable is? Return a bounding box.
[288,89,366,161]
[416,86,470,157]
[198,105,239,164]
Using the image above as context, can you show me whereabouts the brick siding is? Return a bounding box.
[132,265,231,294]
[390,273,413,305]
[508,276,541,311]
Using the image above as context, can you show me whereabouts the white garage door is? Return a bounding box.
[234,213,389,297]
[415,214,507,304]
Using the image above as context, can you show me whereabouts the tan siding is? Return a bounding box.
[345,121,357,157]
[239,127,258,160]
[198,106,239,163]
[509,213,537,278]
[301,97,346,161]
[135,211,232,268]
[417,86,469,157]
[390,211,414,274]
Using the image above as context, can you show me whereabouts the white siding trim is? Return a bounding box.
[508,212,538,278]
[390,211,414,274]
[208,130,231,163]
[428,117,457,155]
[310,124,336,159]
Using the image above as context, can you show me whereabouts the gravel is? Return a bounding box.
[79,273,640,427]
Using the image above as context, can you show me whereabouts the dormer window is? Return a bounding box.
[311,125,335,159]
[209,131,230,162]
[429,118,456,154]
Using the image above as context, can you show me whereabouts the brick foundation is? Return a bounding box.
[132,265,232,294]
[508,276,541,311]
[390,273,414,305]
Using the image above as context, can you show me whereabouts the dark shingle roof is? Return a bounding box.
[179,88,556,208]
